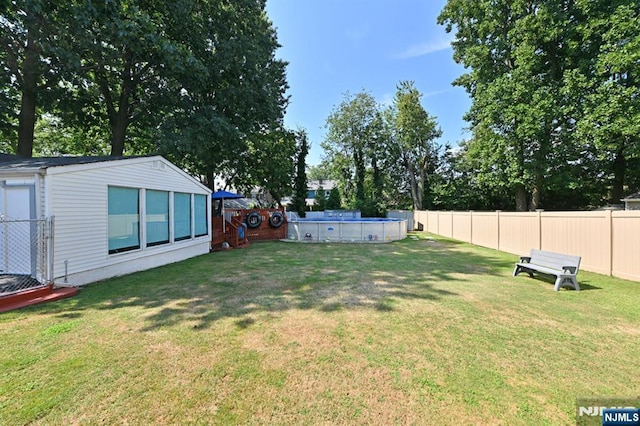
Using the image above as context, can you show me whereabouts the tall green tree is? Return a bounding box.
[439,0,640,210]
[326,187,342,210]
[1,0,68,157]
[313,186,327,211]
[308,162,334,181]
[322,91,386,216]
[241,130,296,206]
[156,0,288,187]
[391,81,442,210]
[570,1,640,203]
[438,0,578,211]
[291,129,309,217]
[59,0,206,156]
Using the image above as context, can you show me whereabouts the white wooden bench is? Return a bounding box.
[513,249,581,291]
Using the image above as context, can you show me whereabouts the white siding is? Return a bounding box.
[45,156,211,285]
[625,200,640,211]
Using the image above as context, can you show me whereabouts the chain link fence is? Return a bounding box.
[0,217,53,296]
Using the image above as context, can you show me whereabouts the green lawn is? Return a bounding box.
[1,234,639,424]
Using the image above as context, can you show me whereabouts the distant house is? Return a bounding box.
[622,192,640,211]
[277,179,337,209]
[0,155,211,286]
[306,179,336,208]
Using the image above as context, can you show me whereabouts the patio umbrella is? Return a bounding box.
[212,190,243,233]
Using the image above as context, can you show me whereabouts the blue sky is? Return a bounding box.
[265,0,471,166]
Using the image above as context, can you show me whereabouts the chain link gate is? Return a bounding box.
[0,216,54,296]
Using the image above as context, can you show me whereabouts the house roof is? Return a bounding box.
[0,154,152,172]
[0,153,20,162]
[622,192,640,201]
[307,179,336,191]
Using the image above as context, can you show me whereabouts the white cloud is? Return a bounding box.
[395,37,453,59]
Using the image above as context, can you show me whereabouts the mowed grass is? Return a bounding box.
[1,233,639,425]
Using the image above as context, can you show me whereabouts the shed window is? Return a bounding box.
[194,194,208,237]
[108,187,140,254]
[146,190,169,246]
[174,192,191,241]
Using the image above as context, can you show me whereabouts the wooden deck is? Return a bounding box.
[211,208,287,251]
[0,285,78,313]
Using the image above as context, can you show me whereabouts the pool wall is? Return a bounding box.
[286,218,407,242]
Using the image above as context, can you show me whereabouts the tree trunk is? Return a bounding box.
[371,155,383,215]
[611,144,626,204]
[529,171,543,211]
[17,88,37,158]
[109,88,132,156]
[405,157,420,210]
[515,183,528,212]
[418,166,426,210]
[530,185,540,211]
[109,119,128,156]
[353,149,366,203]
[205,171,215,191]
[17,28,40,158]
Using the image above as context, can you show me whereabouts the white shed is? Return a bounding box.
[622,192,640,211]
[0,155,211,286]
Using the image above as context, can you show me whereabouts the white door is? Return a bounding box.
[2,185,36,275]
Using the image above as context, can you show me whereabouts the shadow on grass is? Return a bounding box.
[576,282,602,291]
[514,272,602,291]
[44,239,511,330]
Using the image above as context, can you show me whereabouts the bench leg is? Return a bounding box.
[513,265,534,278]
[554,275,580,291]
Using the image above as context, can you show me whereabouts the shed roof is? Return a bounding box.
[622,191,640,201]
[0,153,20,162]
[0,154,149,171]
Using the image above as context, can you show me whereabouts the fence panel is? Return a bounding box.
[540,212,611,276]
[0,217,52,296]
[612,212,640,281]
[427,212,439,234]
[452,212,472,243]
[471,212,499,250]
[438,212,453,238]
[499,212,540,256]
[414,210,428,231]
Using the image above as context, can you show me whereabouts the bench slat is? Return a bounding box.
[528,249,581,271]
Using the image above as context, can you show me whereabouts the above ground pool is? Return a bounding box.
[286,214,407,243]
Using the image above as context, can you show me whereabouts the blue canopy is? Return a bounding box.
[212,190,243,199]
